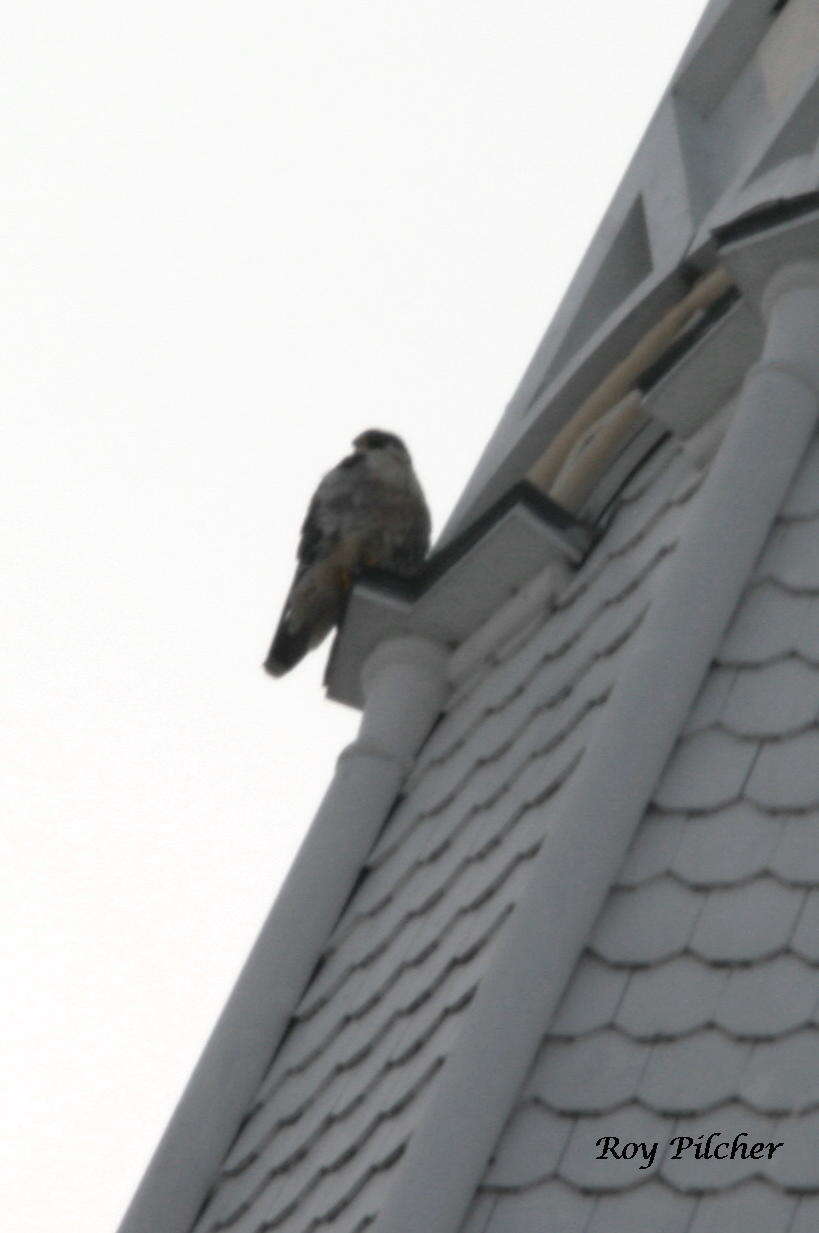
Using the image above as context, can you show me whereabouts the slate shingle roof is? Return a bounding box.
[191,441,706,1233]
[191,421,819,1233]
[465,431,819,1232]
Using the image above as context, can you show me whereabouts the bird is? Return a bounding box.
[264,429,431,677]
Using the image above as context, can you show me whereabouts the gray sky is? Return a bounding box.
[4,3,706,1229]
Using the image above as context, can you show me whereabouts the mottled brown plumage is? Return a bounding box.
[264,430,430,676]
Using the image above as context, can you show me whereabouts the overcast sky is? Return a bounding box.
[4,3,707,1229]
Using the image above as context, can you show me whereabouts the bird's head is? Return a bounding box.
[352,429,411,466]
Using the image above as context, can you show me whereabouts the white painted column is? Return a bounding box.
[373,263,819,1233]
[117,635,448,1233]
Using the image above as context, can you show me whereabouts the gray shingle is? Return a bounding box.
[716,955,819,1037]
[550,955,630,1036]
[618,814,685,886]
[771,815,819,884]
[683,666,739,734]
[484,1180,595,1233]
[654,730,759,812]
[302,823,528,1018]
[720,658,819,737]
[590,880,702,965]
[768,1108,819,1188]
[638,1031,751,1113]
[740,1030,819,1112]
[589,448,693,564]
[755,517,819,592]
[671,807,783,886]
[531,1031,646,1114]
[781,435,819,519]
[688,1181,797,1233]
[718,585,817,666]
[746,730,819,810]
[585,1182,696,1233]
[482,1103,573,1188]
[690,880,805,962]
[559,1106,669,1189]
[457,1194,496,1233]
[792,889,819,961]
[791,1195,819,1233]
[616,956,728,1038]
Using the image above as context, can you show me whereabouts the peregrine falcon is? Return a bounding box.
[264,429,431,676]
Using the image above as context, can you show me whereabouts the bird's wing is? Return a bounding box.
[264,453,365,676]
[293,451,363,577]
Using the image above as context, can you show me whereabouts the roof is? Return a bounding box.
[442,0,819,541]
[190,438,706,1233]
[463,429,819,1233]
[121,3,819,1231]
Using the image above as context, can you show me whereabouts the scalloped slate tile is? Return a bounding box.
[638,1031,751,1113]
[482,1103,573,1188]
[718,587,818,666]
[585,1182,696,1233]
[740,1031,819,1112]
[654,730,758,812]
[457,1193,496,1233]
[690,880,804,962]
[781,436,819,519]
[791,1195,819,1233]
[484,1179,595,1233]
[617,815,685,886]
[768,1108,819,1187]
[688,1180,797,1233]
[771,814,819,884]
[721,658,819,737]
[616,956,728,1038]
[717,955,819,1037]
[591,880,702,964]
[683,666,739,734]
[797,597,819,662]
[531,1032,646,1113]
[792,890,819,960]
[550,955,630,1036]
[671,807,782,886]
[559,1106,669,1189]
[756,518,819,592]
[594,445,690,557]
[746,730,819,809]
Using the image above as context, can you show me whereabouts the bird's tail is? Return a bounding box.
[263,560,340,677]
[263,614,312,677]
